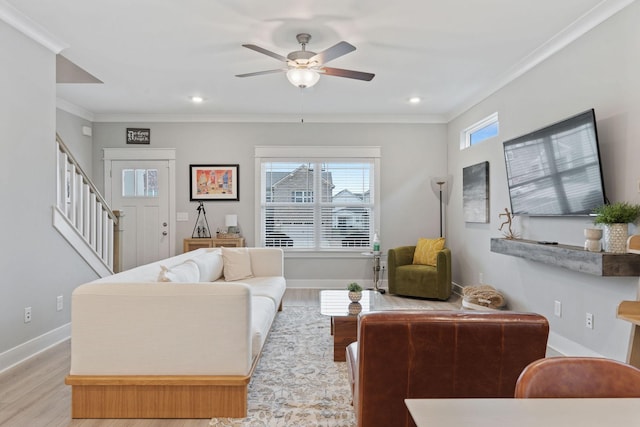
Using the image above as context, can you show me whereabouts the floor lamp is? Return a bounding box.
[437,181,446,238]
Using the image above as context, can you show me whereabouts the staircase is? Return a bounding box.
[53,134,121,277]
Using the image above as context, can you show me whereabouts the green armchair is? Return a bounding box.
[387,246,452,300]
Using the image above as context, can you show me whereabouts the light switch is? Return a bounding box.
[177,212,189,221]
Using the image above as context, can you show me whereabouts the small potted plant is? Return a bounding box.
[593,202,640,253]
[347,282,363,302]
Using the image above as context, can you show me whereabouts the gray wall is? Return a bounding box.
[0,21,97,359]
[446,2,640,360]
[56,108,93,176]
[91,122,448,286]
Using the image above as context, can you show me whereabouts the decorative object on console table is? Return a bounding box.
[463,161,489,223]
[191,201,211,238]
[593,202,640,253]
[189,164,239,201]
[225,214,239,234]
[584,228,603,252]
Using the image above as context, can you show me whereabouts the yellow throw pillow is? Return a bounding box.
[413,237,445,266]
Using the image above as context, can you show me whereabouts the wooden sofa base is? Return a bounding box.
[65,375,251,418]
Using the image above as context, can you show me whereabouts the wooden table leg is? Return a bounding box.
[332,316,358,362]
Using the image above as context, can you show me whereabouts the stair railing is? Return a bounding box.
[54,133,121,275]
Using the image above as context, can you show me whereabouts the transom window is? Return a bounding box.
[461,112,499,149]
[256,146,380,252]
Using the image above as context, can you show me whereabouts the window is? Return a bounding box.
[257,146,380,251]
[461,112,499,149]
[122,169,158,197]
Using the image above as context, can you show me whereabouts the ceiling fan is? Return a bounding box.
[236,33,375,88]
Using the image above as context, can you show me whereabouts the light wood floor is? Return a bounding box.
[0,289,461,427]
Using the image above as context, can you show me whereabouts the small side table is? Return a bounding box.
[362,251,385,293]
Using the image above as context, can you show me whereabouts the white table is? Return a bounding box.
[405,398,640,427]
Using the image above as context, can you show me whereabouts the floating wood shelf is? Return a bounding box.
[490,238,640,277]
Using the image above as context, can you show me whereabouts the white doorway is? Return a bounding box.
[104,148,176,270]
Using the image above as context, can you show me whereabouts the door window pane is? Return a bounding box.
[122,169,159,197]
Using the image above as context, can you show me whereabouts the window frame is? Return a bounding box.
[460,112,499,149]
[255,146,381,254]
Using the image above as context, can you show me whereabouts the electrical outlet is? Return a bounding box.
[586,312,594,329]
[554,300,562,317]
[57,295,63,311]
[380,260,387,270]
[24,307,32,323]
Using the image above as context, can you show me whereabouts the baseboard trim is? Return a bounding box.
[546,331,606,358]
[0,323,71,374]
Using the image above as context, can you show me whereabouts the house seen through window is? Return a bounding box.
[260,159,376,250]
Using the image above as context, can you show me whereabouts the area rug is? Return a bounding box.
[209,306,356,427]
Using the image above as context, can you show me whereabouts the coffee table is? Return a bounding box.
[320,290,374,361]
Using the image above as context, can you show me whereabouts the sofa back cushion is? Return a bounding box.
[189,249,224,282]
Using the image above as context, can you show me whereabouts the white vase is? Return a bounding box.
[584,228,602,252]
[603,223,628,253]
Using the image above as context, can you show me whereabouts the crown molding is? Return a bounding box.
[92,113,447,124]
[447,0,636,121]
[56,98,95,122]
[0,1,68,53]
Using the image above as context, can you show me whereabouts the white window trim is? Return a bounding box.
[460,112,499,149]
[254,146,381,256]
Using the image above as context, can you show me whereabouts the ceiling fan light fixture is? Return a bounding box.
[286,68,320,88]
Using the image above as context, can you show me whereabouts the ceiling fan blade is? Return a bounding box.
[309,41,356,65]
[242,44,288,62]
[235,69,284,78]
[321,67,375,81]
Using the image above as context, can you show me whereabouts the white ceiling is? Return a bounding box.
[5,0,631,122]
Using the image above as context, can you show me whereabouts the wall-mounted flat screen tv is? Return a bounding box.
[503,109,606,216]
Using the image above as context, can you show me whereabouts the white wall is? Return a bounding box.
[446,3,640,360]
[91,122,447,286]
[0,21,98,368]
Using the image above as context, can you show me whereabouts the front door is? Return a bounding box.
[111,160,170,270]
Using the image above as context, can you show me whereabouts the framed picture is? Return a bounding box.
[189,164,239,201]
[463,161,490,223]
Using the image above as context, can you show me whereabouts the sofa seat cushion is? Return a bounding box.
[251,296,277,359]
[189,249,224,282]
[216,276,286,310]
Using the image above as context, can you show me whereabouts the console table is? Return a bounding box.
[183,237,245,253]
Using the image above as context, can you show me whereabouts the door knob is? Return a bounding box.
[162,231,168,236]
[163,222,168,227]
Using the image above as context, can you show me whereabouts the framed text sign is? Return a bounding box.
[126,128,150,144]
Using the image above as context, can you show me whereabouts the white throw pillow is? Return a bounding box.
[189,249,224,282]
[222,247,254,281]
[158,260,199,283]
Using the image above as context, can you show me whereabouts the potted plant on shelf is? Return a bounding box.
[593,202,640,253]
[347,282,363,302]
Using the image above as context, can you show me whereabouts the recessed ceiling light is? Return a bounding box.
[409,97,421,104]
[191,96,204,103]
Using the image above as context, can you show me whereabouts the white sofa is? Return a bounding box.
[65,247,286,419]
